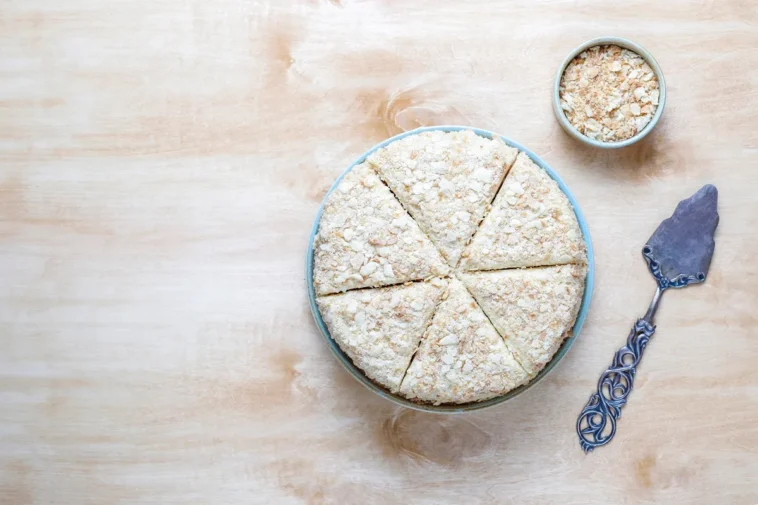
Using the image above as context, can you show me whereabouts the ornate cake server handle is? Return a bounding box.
[576,287,661,453]
[577,185,718,453]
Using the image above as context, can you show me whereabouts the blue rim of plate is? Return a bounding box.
[305,125,595,413]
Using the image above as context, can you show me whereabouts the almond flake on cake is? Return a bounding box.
[313,163,449,295]
[367,130,517,267]
[460,152,585,271]
[399,278,528,404]
[459,264,586,377]
[317,280,446,392]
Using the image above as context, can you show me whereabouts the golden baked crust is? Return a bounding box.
[460,152,585,271]
[399,279,528,404]
[317,279,446,392]
[313,163,448,295]
[367,130,517,267]
[459,264,586,376]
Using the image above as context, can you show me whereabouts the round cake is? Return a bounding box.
[313,130,587,405]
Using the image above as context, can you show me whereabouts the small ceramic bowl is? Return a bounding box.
[306,126,595,414]
[553,37,667,149]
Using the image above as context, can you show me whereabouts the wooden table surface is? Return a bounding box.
[2,1,757,504]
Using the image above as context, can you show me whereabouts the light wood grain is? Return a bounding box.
[1,1,757,504]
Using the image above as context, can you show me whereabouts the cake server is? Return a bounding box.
[577,184,719,452]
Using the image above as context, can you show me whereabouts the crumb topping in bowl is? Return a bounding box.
[559,44,660,143]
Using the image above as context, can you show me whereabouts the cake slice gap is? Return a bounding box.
[367,130,518,268]
[458,264,587,377]
[399,278,528,405]
[317,279,447,393]
[313,163,449,296]
[460,151,586,271]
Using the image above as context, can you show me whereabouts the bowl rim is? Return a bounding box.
[552,36,667,149]
[305,125,595,413]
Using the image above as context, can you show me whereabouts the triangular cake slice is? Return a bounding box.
[459,264,586,376]
[313,163,448,295]
[367,130,517,267]
[460,152,586,271]
[399,278,528,405]
[317,279,446,393]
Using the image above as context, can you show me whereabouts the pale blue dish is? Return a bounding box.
[305,125,595,413]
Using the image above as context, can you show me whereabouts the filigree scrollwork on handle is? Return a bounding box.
[577,318,656,452]
[642,246,705,290]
